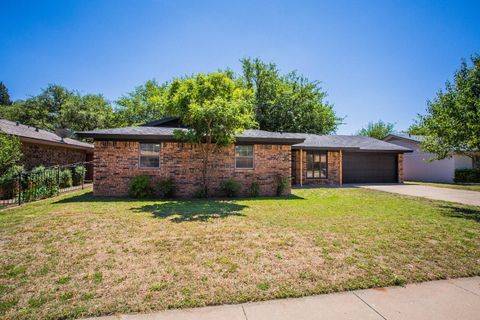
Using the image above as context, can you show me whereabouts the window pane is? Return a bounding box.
[140,143,160,168]
[235,145,254,168]
[321,153,327,178]
[306,153,313,178]
[235,145,253,157]
[236,157,254,169]
[140,156,160,168]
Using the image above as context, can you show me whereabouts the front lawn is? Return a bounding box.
[1,187,479,319]
[405,181,480,192]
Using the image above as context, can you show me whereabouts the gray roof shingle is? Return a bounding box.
[0,119,93,150]
[77,127,306,145]
[77,125,411,152]
[385,133,424,143]
[290,133,411,152]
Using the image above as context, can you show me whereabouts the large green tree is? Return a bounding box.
[166,72,256,196]
[357,120,395,140]
[59,94,116,131]
[416,55,480,168]
[0,132,22,189]
[0,82,13,106]
[0,84,116,131]
[115,80,169,126]
[241,58,341,134]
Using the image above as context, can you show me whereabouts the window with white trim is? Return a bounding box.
[139,143,160,168]
[235,145,254,169]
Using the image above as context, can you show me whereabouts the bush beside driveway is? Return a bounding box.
[1,187,479,319]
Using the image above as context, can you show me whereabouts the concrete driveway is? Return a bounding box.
[354,183,480,206]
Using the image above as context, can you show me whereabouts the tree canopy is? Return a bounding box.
[166,72,256,196]
[356,120,395,140]
[414,55,480,168]
[241,58,341,134]
[0,84,116,131]
[0,58,341,137]
[114,80,170,127]
[0,82,12,106]
[0,132,22,182]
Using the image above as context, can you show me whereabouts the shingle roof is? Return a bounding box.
[77,127,306,145]
[0,119,93,150]
[384,133,424,143]
[290,133,411,152]
[77,125,411,152]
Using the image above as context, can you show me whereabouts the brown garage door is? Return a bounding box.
[342,152,398,183]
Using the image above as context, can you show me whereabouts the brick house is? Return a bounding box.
[78,118,411,198]
[0,119,94,170]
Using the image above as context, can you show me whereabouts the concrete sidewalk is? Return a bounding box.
[355,183,480,207]
[86,277,480,320]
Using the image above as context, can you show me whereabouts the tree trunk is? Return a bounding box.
[201,144,209,197]
[472,154,480,170]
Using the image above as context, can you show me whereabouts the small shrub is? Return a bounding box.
[194,186,208,198]
[128,175,152,198]
[19,166,60,202]
[0,165,22,200]
[257,280,270,290]
[73,166,86,186]
[156,178,175,198]
[220,178,241,197]
[56,276,71,285]
[392,274,406,286]
[276,176,290,196]
[454,169,480,183]
[149,281,169,291]
[59,169,73,188]
[249,181,260,197]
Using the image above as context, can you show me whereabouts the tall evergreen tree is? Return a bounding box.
[0,82,13,106]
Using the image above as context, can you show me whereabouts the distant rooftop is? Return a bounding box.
[0,119,93,150]
[384,133,424,143]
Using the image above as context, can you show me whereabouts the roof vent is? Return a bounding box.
[55,128,71,142]
[15,121,19,126]
[35,127,39,132]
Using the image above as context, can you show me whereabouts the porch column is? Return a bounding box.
[300,148,303,186]
[339,149,343,186]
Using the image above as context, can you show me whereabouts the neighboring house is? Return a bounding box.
[0,119,94,170]
[384,133,473,183]
[77,117,410,198]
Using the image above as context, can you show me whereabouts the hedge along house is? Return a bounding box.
[0,118,94,170]
[78,117,411,198]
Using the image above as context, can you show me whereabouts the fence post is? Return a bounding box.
[17,172,22,205]
[57,166,60,196]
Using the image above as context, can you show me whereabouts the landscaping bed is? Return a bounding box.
[1,187,479,319]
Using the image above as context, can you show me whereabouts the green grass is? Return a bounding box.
[406,181,480,192]
[1,187,479,319]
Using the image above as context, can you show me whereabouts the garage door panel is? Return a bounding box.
[342,152,397,183]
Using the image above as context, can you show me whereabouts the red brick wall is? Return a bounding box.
[292,150,342,185]
[398,153,404,183]
[93,141,292,198]
[21,142,88,170]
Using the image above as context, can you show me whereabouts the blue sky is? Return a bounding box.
[1,0,479,134]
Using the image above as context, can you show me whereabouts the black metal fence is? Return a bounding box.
[0,161,93,207]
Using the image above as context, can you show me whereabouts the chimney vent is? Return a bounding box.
[55,128,71,142]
